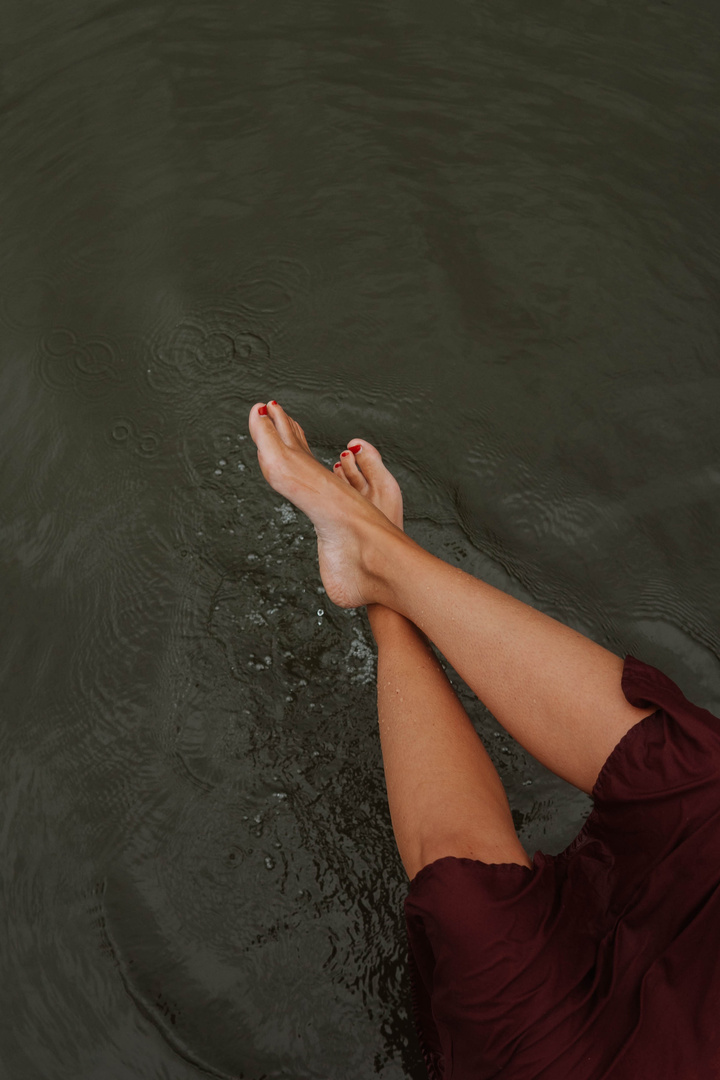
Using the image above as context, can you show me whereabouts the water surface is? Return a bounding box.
[2,1,720,1077]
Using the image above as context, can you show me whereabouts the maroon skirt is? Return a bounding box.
[405,655,720,1079]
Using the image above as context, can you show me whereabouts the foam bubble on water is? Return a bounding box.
[275,502,297,524]
[346,628,376,685]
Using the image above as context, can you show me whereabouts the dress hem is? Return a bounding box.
[408,653,664,888]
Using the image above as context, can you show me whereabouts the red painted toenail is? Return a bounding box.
[269,400,277,406]
[341,451,351,457]
[349,444,361,453]
[258,405,268,415]
[333,462,341,469]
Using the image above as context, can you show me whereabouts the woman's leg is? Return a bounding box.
[249,402,656,798]
[331,441,528,878]
[367,605,531,879]
[368,542,656,796]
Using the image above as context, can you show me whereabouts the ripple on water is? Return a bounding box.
[33,327,128,398]
[44,412,408,1075]
[98,745,405,1076]
[145,257,312,410]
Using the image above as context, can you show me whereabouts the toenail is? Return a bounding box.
[258,405,268,415]
[269,400,277,406]
[349,444,362,453]
[333,462,341,469]
[341,451,351,457]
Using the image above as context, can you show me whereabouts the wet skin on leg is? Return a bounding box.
[249,401,655,871]
[333,437,530,878]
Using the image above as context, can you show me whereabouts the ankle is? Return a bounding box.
[361,522,415,610]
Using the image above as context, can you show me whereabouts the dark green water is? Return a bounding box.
[2,2,720,1077]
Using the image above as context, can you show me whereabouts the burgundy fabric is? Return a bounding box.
[405,655,720,1079]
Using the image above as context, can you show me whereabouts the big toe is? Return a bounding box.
[248,402,285,455]
[346,439,386,483]
[266,400,302,447]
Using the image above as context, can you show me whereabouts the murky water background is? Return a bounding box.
[2,1,720,1076]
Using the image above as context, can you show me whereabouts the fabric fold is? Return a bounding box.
[405,655,720,1079]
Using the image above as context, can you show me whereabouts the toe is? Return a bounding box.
[340,449,368,493]
[346,439,384,482]
[333,461,350,483]
[291,418,310,452]
[266,400,298,447]
[249,402,281,449]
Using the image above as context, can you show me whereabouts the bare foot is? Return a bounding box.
[248,401,402,608]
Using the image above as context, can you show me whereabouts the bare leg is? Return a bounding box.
[369,543,655,795]
[249,402,655,797]
[333,441,530,878]
[367,606,531,878]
